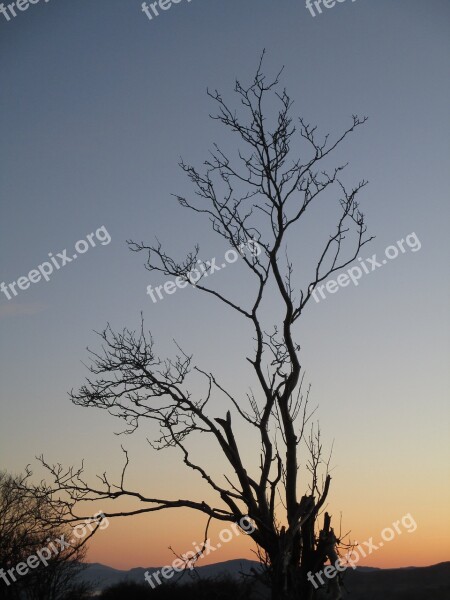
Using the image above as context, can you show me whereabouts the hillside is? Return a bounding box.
[78,560,450,598]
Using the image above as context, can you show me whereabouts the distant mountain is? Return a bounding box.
[341,562,450,599]
[78,558,259,591]
[78,560,450,599]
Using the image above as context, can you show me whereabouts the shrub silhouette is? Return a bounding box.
[98,577,256,599]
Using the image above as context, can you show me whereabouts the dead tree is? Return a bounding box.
[36,54,372,600]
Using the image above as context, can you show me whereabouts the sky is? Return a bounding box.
[1,0,449,571]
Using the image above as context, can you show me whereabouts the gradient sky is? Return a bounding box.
[1,0,449,571]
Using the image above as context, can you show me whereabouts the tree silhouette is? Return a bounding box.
[0,470,92,600]
[37,54,372,600]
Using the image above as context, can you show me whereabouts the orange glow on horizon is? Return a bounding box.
[85,504,450,571]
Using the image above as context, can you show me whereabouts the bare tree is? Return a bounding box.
[35,54,372,600]
[0,470,93,600]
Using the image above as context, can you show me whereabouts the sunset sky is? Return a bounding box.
[1,0,449,572]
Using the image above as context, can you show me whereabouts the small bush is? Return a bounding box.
[98,577,256,600]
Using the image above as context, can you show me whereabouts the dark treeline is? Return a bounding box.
[97,578,257,600]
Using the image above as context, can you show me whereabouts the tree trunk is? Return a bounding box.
[270,542,310,600]
[268,513,342,600]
